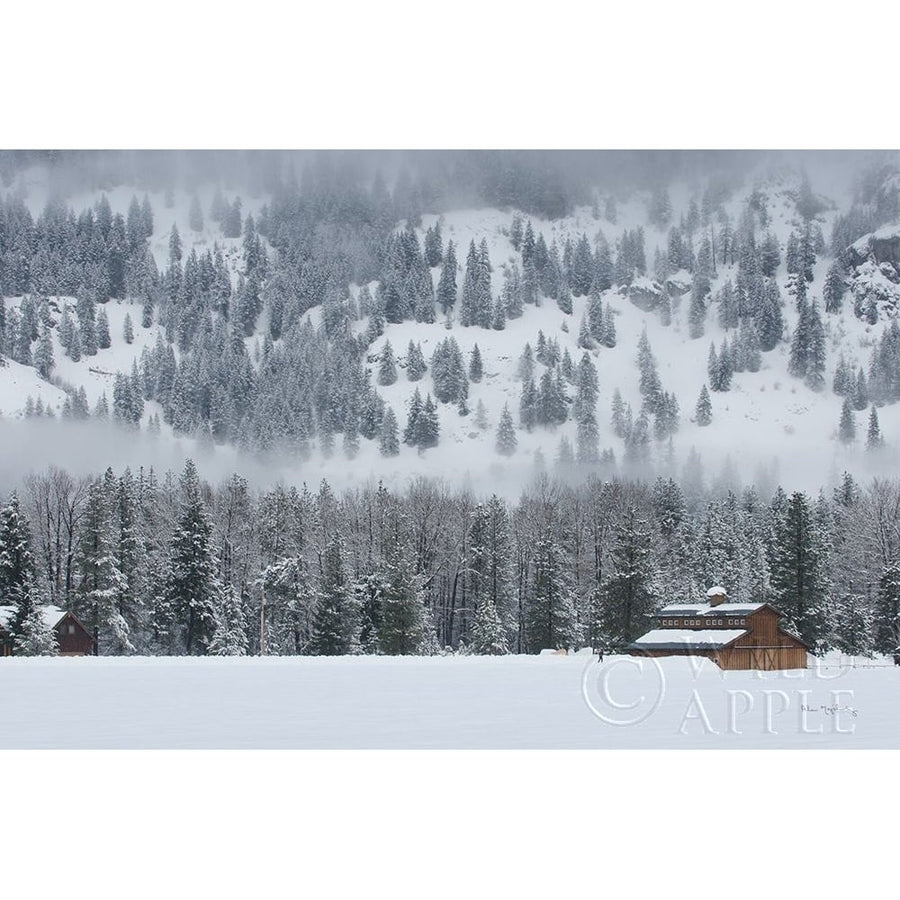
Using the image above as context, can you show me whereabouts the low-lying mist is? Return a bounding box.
[0,417,893,503]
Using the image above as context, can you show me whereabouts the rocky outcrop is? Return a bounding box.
[847,226,900,323]
[622,276,665,312]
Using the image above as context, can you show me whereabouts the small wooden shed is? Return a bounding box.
[0,605,95,657]
[626,587,810,670]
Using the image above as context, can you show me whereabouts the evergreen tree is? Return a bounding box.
[866,406,883,451]
[76,475,132,654]
[378,545,427,655]
[437,241,458,314]
[491,295,507,330]
[13,605,58,656]
[424,220,443,267]
[0,494,38,639]
[406,341,427,381]
[470,595,507,654]
[469,344,483,383]
[524,532,577,651]
[696,384,712,426]
[209,587,248,656]
[123,312,134,345]
[96,307,111,350]
[34,325,54,379]
[378,340,398,386]
[403,389,423,446]
[576,406,600,464]
[823,261,845,313]
[769,491,826,647]
[310,536,359,655]
[757,278,784,352]
[852,368,869,411]
[495,403,517,456]
[838,398,856,444]
[163,461,224,654]
[379,408,400,457]
[875,563,900,654]
[417,394,440,449]
[597,509,659,644]
[519,378,538,431]
[688,277,708,338]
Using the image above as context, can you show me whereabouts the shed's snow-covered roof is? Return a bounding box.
[628,629,747,651]
[656,602,766,617]
[0,605,66,631]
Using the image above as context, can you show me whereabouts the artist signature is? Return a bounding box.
[801,703,859,718]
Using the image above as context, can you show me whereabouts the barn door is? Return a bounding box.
[748,648,776,670]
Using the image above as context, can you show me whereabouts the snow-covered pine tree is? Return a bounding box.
[524,530,577,652]
[823,261,845,313]
[838,398,856,444]
[379,408,400,457]
[310,535,359,655]
[696,384,712,426]
[688,277,707,338]
[852,368,868,411]
[378,340,398,386]
[866,406,883,451]
[769,491,827,647]
[208,587,248,656]
[34,325,54,378]
[163,460,224,654]
[424,220,443,267]
[416,394,440,450]
[495,404,517,456]
[405,341,426,381]
[0,493,39,640]
[13,603,58,656]
[436,241,458,315]
[377,543,428,655]
[469,344,483,383]
[596,508,659,644]
[403,389,423,446]
[76,475,132,654]
[470,595,507,654]
[491,295,506,330]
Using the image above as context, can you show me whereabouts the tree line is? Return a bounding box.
[1,463,898,658]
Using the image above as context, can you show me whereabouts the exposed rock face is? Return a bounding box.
[622,276,664,312]
[850,226,900,269]
[847,226,900,323]
[665,269,692,297]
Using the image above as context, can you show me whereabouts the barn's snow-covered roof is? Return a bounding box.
[655,602,766,617]
[0,604,67,632]
[627,629,748,651]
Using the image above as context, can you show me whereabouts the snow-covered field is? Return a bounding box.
[1,653,896,748]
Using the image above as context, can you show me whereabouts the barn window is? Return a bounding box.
[68,625,75,635]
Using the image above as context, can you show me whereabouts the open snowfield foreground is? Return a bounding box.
[1,653,897,748]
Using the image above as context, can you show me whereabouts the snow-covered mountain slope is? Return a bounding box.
[1,162,898,496]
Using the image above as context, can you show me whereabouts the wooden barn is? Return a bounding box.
[626,586,810,670]
[0,605,95,657]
